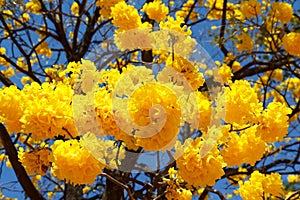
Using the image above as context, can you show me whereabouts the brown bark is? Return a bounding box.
[0,124,45,200]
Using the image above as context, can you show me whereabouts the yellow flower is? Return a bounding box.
[51,139,104,185]
[221,126,266,166]
[0,86,23,133]
[21,13,30,22]
[18,148,51,176]
[257,101,292,142]
[96,0,123,19]
[232,61,242,72]
[205,0,223,20]
[1,67,14,78]
[70,2,79,16]
[111,2,142,31]
[240,0,261,19]
[216,80,262,126]
[287,175,300,183]
[36,41,52,57]
[239,171,283,199]
[25,0,41,14]
[195,91,211,131]
[175,137,225,187]
[176,0,198,22]
[236,33,253,52]
[214,64,233,83]
[165,167,192,200]
[159,16,191,36]
[283,32,300,57]
[270,2,293,24]
[19,82,77,140]
[165,56,204,90]
[128,83,181,151]
[142,0,169,22]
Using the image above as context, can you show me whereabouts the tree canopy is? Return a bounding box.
[0,0,300,199]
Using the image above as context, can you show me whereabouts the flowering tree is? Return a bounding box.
[0,0,300,199]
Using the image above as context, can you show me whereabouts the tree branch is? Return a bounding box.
[0,124,45,200]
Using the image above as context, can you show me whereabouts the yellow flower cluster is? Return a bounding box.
[142,0,169,22]
[128,83,181,151]
[285,77,300,99]
[216,80,262,126]
[111,2,150,32]
[21,13,30,23]
[257,101,292,142]
[205,0,236,20]
[56,59,92,86]
[205,0,224,20]
[221,126,266,166]
[175,137,225,187]
[239,171,283,199]
[270,2,293,24]
[81,133,125,169]
[94,66,141,150]
[25,0,42,14]
[0,0,5,7]
[0,81,77,140]
[1,67,14,78]
[0,47,10,66]
[36,41,52,57]
[236,33,253,52]
[194,91,211,132]
[94,87,139,150]
[265,69,283,82]
[96,0,123,19]
[70,2,79,16]
[287,175,300,183]
[51,139,104,185]
[0,86,24,133]
[232,61,242,72]
[20,82,77,140]
[176,0,198,22]
[160,16,191,36]
[240,0,261,19]
[214,64,233,83]
[18,148,51,176]
[165,168,192,200]
[166,56,204,90]
[283,32,300,57]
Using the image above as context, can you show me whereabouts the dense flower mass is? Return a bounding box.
[270,2,293,24]
[51,139,104,185]
[142,0,169,22]
[20,82,77,140]
[283,32,300,57]
[0,86,24,133]
[166,56,205,90]
[236,33,253,52]
[165,168,192,200]
[128,83,181,151]
[240,0,261,19]
[25,0,41,14]
[221,126,266,166]
[239,171,283,199]
[0,0,299,199]
[96,0,124,19]
[111,2,150,32]
[176,0,198,22]
[216,80,262,126]
[175,137,225,187]
[257,101,291,142]
[18,148,51,176]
